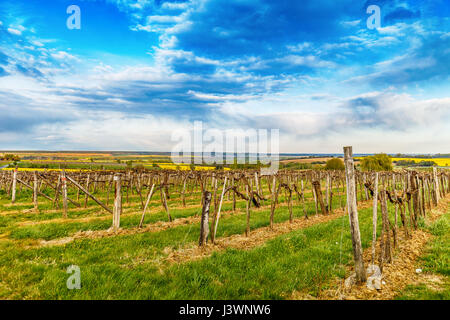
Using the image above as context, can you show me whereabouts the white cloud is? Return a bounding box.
[7,28,22,36]
[50,51,80,61]
[341,20,361,27]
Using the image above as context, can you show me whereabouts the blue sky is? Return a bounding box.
[0,0,449,153]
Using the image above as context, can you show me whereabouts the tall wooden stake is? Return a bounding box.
[112,175,122,231]
[371,172,378,265]
[344,146,366,283]
[199,191,212,247]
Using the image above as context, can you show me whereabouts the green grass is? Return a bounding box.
[0,178,415,300]
[0,203,379,299]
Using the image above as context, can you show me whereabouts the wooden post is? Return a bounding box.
[325,173,330,211]
[245,184,251,236]
[161,187,172,222]
[379,190,392,266]
[181,176,187,207]
[112,175,122,231]
[371,172,378,265]
[61,171,68,218]
[312,180,319,215]
[84,174,90,208]
[287,180,293,223]
[11,168,17,204]
[66,175,113,214]
[33,171,38,210]
[213,177,228,242]
[270,175,276,229]
[410,172,420,225]
[300,179,308,219]
[343,146,366,283]
[232,176,236,211]
[199,191,212,247]
[312,180,327,215]
[329,174,333,214]
[393,175,399,247]
[139,183,155,228]
[433,167,440,203]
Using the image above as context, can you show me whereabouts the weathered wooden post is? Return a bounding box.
[312,180,327,215]
[433,167,440,203]
[371,172,378,265]
[232,176,236,211]
[300,179,308,219]
[33,171,38,210]
[245,185,251,236]
[270,175,277,229]
[84,173,90,208]
[410,172,420,225]
[181,176,187,207]
[343,146,366,283]
[61,170,68,218]
[139,183,155,228]
[11,168,17,204]
[161,187,172,222]
[112,175,122,231]
[213,176,228,242]
[199,191,212,247]
[380,189,392,271]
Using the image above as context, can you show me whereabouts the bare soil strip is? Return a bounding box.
[316,194,450,300]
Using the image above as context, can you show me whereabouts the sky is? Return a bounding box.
[0,0,449,153]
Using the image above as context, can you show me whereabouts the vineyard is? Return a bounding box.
[0,149,449,299]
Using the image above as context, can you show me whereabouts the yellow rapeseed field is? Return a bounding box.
[355,156,449,167]
[157,164,229,171]
[0,168,88,172]
[391,157,450,167]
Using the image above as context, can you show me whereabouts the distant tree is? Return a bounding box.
[396,160,437,167]
[360,154,393,171]
[1,154,20,162]
[325,158,345,170]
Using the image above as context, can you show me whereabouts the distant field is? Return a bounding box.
[280,157,334,164]
[391,158,450,167]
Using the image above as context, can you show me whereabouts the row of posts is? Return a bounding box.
[10,169,123,231]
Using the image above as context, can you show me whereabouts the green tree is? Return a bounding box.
[325,158,345,170]
[2,154,20,162]
[360,154,393,171]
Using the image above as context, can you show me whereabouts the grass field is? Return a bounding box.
[395,212,450,300]
[0,176,353,299]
